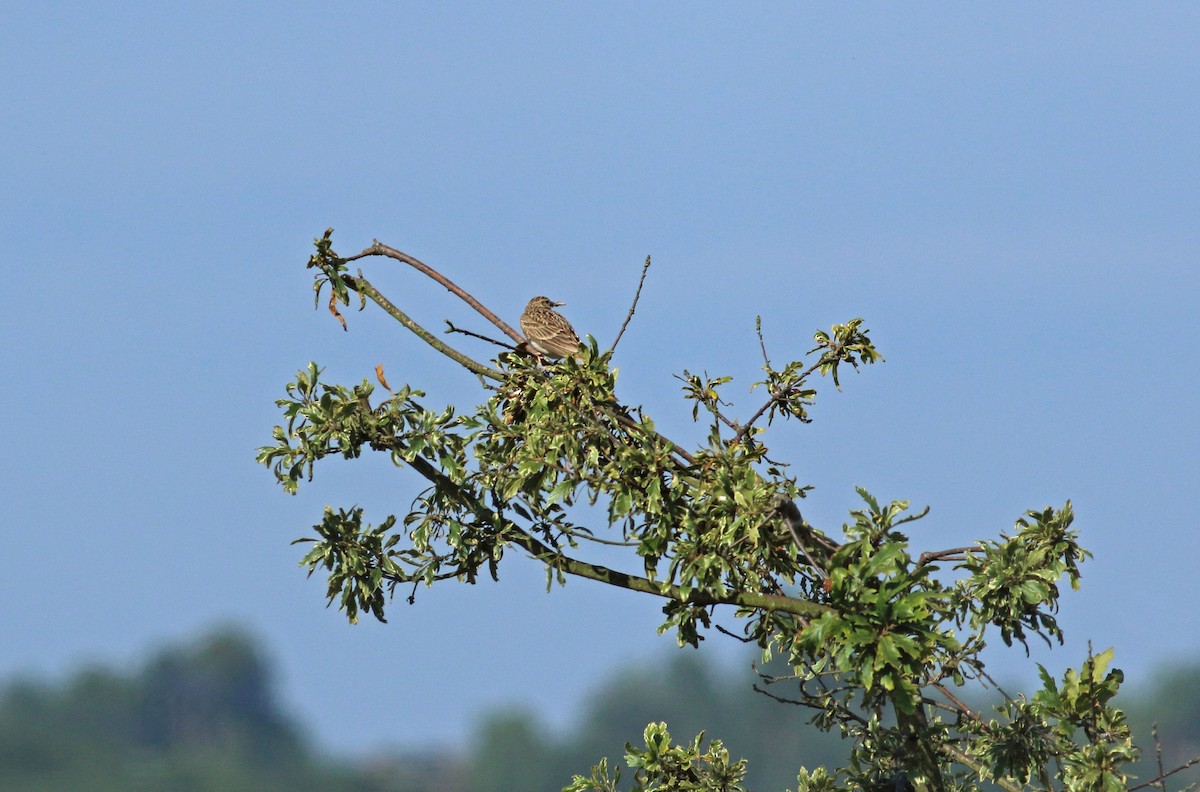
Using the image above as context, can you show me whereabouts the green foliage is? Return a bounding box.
[956,504,1088,651]
[260,232,1167,791]
[564,723,748,792]
[1032,649,1136,790]
[958,649,1136,791]
[798,490,954,716]
[790,765,841,792]
[809,317,884,390]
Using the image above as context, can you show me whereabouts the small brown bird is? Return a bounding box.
[520,296,582,359]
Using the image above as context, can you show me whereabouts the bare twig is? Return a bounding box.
[775,495,840,566]
[345,274,504,381]
[570,532,639,548]
[782,509,829,581]
[752,683,873,727]
[713,411,740,433]
[891,507,932,528]
[445,320,517,351]
[1155,723,1167,792]
[345,241,525,344]
[938,743,1024,792]
[917,545,979,567]
[1130,754,1200,791]
[715,624,754,643]
[756,316,771,368]
[931,682,983,725]
[609,255,651,354]
[977,668,1019,707]
[751,683,809,708]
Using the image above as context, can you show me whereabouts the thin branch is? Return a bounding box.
[445,320,517,351]
[570,532,640,548]
[701,394,740,435]
[613,411,697,467]
[390,442,833,620]
[891,506,932,528]
[783,510,829,581]
[751,683,872,727]
[756,316,771,368]
[345,241,525,344]
[1155,723,1167,792]
[609,255,651,354]
[931,683,983,725]
[938,743,1023,792]
[1131,755,1200,791]
[713,411,740,433]
[345,274,504,381]
[922,698,969,719]
[750,683,808,708]
[976,668,1019,707]
[733,356,826,444]
[917,546,979,567]
[715,624,754,643]
[758,667,846,683]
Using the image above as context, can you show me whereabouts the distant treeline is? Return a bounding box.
[1,629,1197,791]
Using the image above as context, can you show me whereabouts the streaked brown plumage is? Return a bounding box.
[520,296,582,359]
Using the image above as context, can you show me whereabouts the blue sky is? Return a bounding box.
[2,4,1198,755]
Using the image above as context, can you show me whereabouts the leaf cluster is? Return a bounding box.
[564,723,748,792]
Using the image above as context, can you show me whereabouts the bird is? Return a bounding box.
[520,296,582,360]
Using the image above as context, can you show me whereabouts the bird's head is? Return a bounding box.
[528,296,565,308]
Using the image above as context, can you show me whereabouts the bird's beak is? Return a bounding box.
[553,300,565,307]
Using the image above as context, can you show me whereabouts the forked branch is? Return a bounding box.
[344,274,504,381]
[733,355,826,443]
[345,240,525,344]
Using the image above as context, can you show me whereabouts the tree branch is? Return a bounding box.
[916,546,979,567]
[756,316,772,369]
[337,240,699,469]
[938,743,1023,792]
[344,274,504,381]
[714,623,754,643]
[396,448,832,620]
[733,356,826,444]
[611,410,697,467]
[609,255,651,354]
[774,495,840,561]
[445,320,518,351]
[930,683,983,725]
[345,241,525,344]
[1130,753,1200,791]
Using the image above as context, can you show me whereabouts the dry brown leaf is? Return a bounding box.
[328,292,347,331]
[375,364,391,392]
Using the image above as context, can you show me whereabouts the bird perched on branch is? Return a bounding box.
[520,296,583,360]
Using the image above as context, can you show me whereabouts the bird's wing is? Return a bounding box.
[529,315,579,346]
